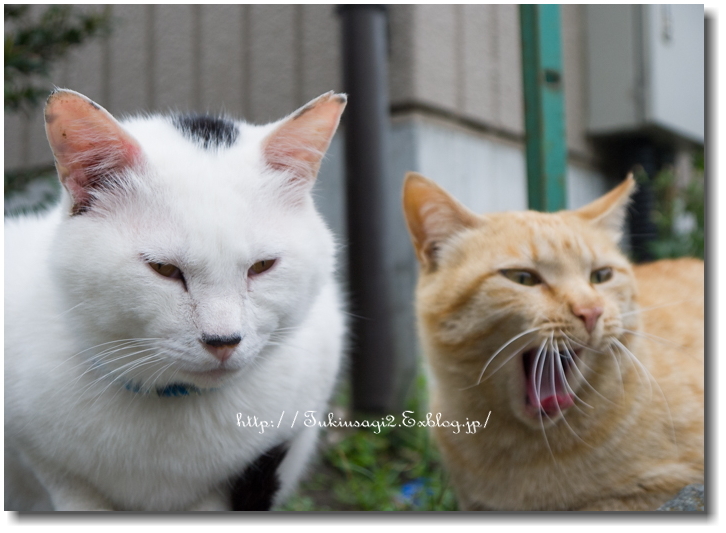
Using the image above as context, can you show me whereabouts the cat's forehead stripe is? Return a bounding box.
[171,114,239,150]
[497,215,594,268]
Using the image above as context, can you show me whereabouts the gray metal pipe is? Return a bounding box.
[338,5,396,413]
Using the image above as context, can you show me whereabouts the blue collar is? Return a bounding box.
[87,358,210,397]
[124,381,205,397]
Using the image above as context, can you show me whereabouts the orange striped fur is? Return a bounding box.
[403,173,704,511]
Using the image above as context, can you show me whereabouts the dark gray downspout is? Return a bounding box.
[338,5,396,413]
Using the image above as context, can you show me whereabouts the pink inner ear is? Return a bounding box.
[262,94,345,184]
[45,90,142,214]
[263,129,326,181]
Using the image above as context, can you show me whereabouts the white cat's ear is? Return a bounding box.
[262,91,346,189]
[575,174,636,241]
[44,89,143,215]
[403,172,479,270]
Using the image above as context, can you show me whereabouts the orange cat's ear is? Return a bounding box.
[575,174,636,241]
[262,91,346,188]
[403,172,479,270]
[45,89,143,215]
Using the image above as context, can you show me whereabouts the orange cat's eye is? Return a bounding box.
[500,269,541,287]
[149,262,183,280]
[590,267,613,284]
[249,259,276,275]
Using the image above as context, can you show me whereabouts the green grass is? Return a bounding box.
[645,152,705,261]
[280,374,458,512]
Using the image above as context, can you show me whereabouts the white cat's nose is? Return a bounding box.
[201,334,242,362]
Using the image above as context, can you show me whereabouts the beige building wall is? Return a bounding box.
[5,4,343,171]
[5,4,597,173]
[388,5,595,162]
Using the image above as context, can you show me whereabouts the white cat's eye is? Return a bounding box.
[149,262,184,280]
[500,269,541,287]
[249,259,276,276]
[590,267,613,284]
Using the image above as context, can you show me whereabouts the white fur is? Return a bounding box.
[5,104,344,511]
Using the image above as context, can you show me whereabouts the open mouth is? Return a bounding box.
[522,346,579,417]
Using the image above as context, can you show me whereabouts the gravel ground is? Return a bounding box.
[657,484,705,512]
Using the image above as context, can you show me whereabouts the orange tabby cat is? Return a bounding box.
[402,172,703,511]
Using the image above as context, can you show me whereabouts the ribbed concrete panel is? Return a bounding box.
[301,5,342,103]
[562,4,591,159]
[4,4,602,177]
[388,5,415,105]
[312,133,346,245]
[460,4,496,125]
[410,5,457,111]
[385,117,424,406]
[585,5,639,134]
[390,4,524,138]
[4,112,25,170]
[62,30,104,103]
[153,4,195,112]
[248,5,297,124]
[494,5,524,135]
[107,5,151,115]
[6,5,67,170]
[199,5,245,116]
[25,103,54,168]
[29,5,106,169]
[23,122,44,170]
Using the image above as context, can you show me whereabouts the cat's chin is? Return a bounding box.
[514,402,572,429]
[182,367,240,381]
[178,366,243,388]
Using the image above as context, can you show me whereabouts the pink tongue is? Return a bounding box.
[527,356,575,414]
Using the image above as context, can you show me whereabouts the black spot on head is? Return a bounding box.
[172,114,238,150]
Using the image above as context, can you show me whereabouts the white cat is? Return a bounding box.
[4,89,347,511]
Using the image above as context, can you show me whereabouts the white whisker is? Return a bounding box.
[51,338,162,373]
[611,338,650,398]
[558,340,593,409]
[605,346,626,398]
[611,338,678,447]
[79,351,161,397]
[90,355,166,402]
[475,326,543,385]
[620,328,686,349]
[564,342,615,406]
[551,350,592,447]
[619,298,703,318]
[73,347,159,389]
[54,301,86,318]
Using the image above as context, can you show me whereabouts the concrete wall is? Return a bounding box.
[4,4,343,171]
[388,4,598,165]
[6,4,602,172]
[389,5,524,140]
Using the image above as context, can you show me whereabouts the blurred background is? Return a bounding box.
[4,4,705,510]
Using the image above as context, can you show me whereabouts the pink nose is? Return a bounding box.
[201,334,242,363]
[571,304,603,334]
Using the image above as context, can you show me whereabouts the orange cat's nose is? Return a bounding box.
[572,304,603,334]
[201,334,242,362]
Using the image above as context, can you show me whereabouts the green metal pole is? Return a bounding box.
[520,4,567,212]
